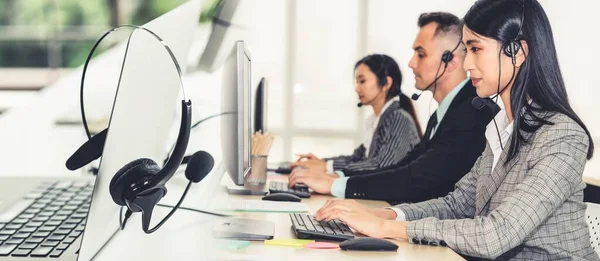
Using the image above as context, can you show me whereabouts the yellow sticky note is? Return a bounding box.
[264,239,315,247]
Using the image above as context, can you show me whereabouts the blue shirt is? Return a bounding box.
[429,78,469,139]
[330,79,470,198]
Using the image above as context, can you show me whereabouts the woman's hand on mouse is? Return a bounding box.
[314,199,408,239]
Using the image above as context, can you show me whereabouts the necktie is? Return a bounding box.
[423,112,439,140]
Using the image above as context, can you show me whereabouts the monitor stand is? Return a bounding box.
[224,169,269,195]
[226,183,268,195]
[226,174,267,195]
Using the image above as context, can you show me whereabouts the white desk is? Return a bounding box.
[217,177,465,261]
[0,50,592,260]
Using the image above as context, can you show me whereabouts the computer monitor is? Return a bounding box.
[253,77,268,133]
[198,0,242,72]
[221,40,251,186]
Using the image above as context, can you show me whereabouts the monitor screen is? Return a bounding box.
[242,45,251,182]
[253,78,268,133]
[221,40,251,186]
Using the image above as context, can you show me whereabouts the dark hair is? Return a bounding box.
[418,12,462,38]
[355,54,423,137]
[463,0,594,161]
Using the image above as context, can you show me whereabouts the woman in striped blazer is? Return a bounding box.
[293,54,422,175]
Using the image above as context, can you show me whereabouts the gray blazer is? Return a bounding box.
[395,113,599,260]
[325,101,420,174]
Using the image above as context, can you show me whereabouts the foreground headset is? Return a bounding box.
[66,25,214,233]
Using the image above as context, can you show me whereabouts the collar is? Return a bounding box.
[485,95,514,153]
[435,78,470,125]
[485,108,514,144]
[380,96,400,117]
[367,96,400,123]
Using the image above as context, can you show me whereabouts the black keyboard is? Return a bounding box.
[289,213,354,241]
[269,181,310,198]
[270,162,294,174]
[0,181,93,258]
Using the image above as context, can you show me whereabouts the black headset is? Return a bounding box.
[66,25,215,233]
[471,0,526,140]
[411,39,463,101]
[502,0,525,66]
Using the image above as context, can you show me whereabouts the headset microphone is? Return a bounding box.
[410,93,420,101]
[185,151,214,183]
[357,86,384,108]
[471,96,501,116]
[411,40,461,101]
[411,72,444,101]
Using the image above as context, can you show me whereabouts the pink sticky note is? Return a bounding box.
[304,242,340,249]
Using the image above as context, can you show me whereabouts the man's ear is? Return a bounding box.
[446,52,462,73]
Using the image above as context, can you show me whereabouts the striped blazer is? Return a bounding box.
[325,101,420,175]
[395,113,599,260]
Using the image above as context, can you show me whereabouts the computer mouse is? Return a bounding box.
[339,238,398,252]
[294,183,308,189]
[274,167,294,174]
[262,193,302,202]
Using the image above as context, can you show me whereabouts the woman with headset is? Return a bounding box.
[313,0,598,259]
[292,54,422,175]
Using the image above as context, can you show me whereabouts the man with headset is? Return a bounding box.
[289,12,495,203]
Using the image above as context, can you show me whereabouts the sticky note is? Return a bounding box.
[264,239,315,247]
[305,242,340,249]
[217,239,251,250]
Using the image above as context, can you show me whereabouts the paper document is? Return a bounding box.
[219,199,309,213]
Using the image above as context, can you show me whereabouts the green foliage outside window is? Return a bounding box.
[0,0,220,68]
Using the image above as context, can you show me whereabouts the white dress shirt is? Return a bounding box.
[390,107,513,221]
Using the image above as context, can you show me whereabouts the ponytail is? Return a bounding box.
[399,93,423,138]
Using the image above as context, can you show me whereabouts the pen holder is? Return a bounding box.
[246,154,268,185]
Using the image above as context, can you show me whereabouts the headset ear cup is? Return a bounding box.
[441,51,453,65]
[109,158,161,206]
[503,41,521,58]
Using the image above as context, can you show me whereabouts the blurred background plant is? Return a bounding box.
[0,0,221,68]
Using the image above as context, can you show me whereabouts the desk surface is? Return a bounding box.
[220,177,465,261]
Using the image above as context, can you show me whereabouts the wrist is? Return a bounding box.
[326,173,340,178]
[324,176,334,194]
[381,220,408,239]
[373,208,398,220]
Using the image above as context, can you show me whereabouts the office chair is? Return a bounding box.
[586,202,600,255]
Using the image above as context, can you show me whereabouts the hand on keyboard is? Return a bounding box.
[288,169,336,195]
[313,199,406,239]
[269,181,311,198]
[290,213,354,241]
[290,159,326,172]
